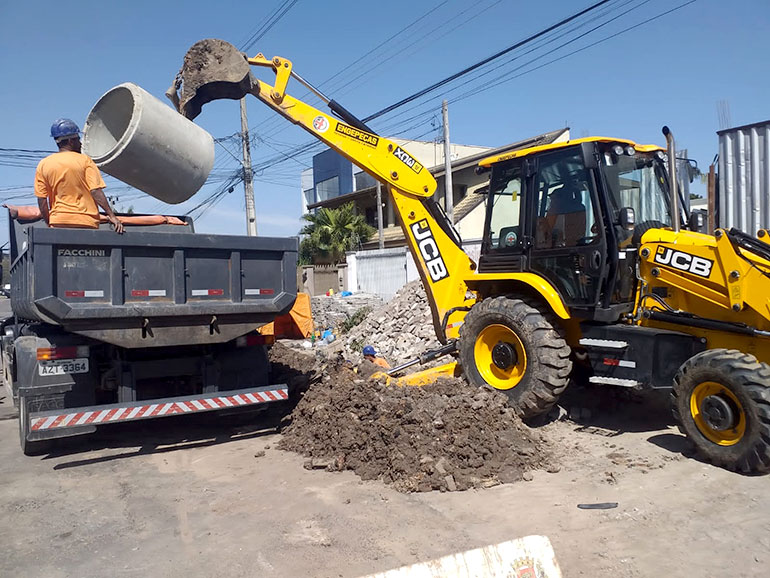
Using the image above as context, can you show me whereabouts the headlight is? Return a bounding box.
[625,146,636,156]
[612,145,625,156]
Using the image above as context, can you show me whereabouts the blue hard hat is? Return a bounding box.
[363,345,376,356]
[50,118,81,141]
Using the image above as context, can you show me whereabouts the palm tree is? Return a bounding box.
[299,203,375,264]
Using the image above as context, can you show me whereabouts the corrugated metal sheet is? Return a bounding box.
[355,247,408,300]
[718,120,770,233]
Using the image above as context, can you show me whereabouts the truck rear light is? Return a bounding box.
[37,345,90,360]
[235,334,274,347]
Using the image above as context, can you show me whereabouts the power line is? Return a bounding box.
[237,0,623,176]
[361,0,614,123]
[451,0,699,104]
[200,0,697,219]
[240,0,300,53]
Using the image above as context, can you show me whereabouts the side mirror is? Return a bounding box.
[618,207,636,231]
[689,210,707,233]
[580,142,599,169]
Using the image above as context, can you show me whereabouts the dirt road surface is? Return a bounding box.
[1,386,768,577]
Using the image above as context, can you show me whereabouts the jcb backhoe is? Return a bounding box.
[168,39,770,474]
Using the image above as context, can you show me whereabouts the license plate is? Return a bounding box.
[38,358,89,376]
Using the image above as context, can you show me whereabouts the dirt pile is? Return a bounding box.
[278,365,555,492]
[344,281,441,365]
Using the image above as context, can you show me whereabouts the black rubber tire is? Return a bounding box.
[459,296,572,419]
[672,349,770,474]
[631,220,666,246]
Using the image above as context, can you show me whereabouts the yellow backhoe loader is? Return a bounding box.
[168,39,770,474]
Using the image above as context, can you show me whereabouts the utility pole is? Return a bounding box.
[376,181,385,249]
[240,97,258,236]
[442,100,454,224]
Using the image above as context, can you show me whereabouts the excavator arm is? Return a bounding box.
[168,39,476,342]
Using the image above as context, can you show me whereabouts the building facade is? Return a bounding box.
[301,128,571,247]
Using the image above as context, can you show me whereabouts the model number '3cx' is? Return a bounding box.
[654,246,713,278]
[411,220,448,282]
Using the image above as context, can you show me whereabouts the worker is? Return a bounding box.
[362,345,390,369]
[542,175,587,247]
[34,119,123,233]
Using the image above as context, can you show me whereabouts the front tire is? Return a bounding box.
[459,297,571,419]
[672,349,770,474]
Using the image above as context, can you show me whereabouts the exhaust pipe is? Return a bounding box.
[662,126,680,233]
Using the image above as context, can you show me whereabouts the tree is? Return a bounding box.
[299,203,375,264]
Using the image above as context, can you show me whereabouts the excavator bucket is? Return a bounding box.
[166,38,256,120]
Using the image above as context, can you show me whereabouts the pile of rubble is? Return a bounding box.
[310,293,383,333]
[278,361,555,492]
[343,281,441,365]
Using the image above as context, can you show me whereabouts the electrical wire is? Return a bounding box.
[235,0,633,176]
[240,0,301,53]
[360,0,614,123]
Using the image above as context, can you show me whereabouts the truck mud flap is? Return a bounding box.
[24,384,288,437]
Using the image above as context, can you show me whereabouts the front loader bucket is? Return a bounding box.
[167,38,256,120]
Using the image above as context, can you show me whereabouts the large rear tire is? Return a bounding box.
[459,297,571,419]
[672,349,770,474]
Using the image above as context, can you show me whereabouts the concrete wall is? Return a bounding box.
[301,264,347,296]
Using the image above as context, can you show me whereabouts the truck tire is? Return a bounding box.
[672,349,770,474]
[459,296,571,419]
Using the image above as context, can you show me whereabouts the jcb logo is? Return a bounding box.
[411,220,448,282]
[653,246,713,278]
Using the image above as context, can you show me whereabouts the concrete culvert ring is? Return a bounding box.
[83,85,138,163]
[82,82,214,204]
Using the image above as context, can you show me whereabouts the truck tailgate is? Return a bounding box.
[11,227,298,348]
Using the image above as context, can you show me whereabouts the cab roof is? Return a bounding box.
[478,136,665,167]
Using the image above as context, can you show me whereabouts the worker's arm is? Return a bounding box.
[36,197,50,226]
[91,188,124,234]
[34,161,51,225]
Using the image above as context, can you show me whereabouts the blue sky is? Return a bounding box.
[1,0,768,245]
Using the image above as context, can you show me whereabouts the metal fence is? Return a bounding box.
[718,120,770,233]
[345,239,482,301]
[347,247,411,300]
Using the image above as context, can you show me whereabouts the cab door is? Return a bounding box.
[526,147,608,315]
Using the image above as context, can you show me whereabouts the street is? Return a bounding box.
[1,387,768,577]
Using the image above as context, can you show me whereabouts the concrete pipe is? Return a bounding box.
[83,83,215,204]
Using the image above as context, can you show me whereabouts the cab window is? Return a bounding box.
[486,162,524,251]
[534,150,599,249]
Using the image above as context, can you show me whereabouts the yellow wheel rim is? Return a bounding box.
[690,381,746,446]
[473,324,527,390]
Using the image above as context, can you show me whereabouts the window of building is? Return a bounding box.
[354,171,377,191]
[315,176,339,202]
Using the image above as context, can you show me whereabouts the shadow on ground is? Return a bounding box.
[45,403,295,469]
[534,381,677,435]
[24,354,314,468]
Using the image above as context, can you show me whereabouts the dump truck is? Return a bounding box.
[1,212,298,454]
[168,39,770,474]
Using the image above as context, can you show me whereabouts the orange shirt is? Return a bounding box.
[34,151,105,229]
[371,356,390,369]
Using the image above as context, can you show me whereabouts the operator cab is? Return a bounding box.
[478,137,683,322]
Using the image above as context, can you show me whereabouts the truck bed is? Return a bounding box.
[9,216,298,348]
